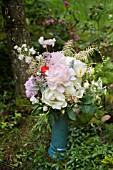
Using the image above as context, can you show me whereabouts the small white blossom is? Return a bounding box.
[43,106,48,112]
[17,47,21,53]
[84,82,90,89]
[25,56,32,64]
[30,96,38,104]
[37,72,41,76]
[18,54,24,60]
[14,45,18,50]
[24,47,28,52]
[92,80,98,87]
[22,44,27,48]
[73,60,87,77]
[29,47,36,55]
[108,14,112,19]
[35,55,42,60]
[104,87,107,95]
[89,67,95,75]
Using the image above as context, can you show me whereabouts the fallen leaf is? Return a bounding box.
[101,115,111,123]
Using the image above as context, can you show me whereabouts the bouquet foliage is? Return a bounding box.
[14,37,106,124]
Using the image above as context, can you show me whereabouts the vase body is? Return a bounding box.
[48,114,68,159]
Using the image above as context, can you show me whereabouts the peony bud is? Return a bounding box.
[43,106,48,112]
[84,82,90,89]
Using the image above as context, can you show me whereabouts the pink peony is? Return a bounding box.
[47,52,66,66]
[24,76,38,98]
[46,63,75,91]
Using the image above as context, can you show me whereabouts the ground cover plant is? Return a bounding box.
[0,0,113,169]
[1,116,113,169]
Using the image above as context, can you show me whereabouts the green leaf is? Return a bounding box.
[32,104,39,110]
[79,104,98,114]
[82,96,94,105]
[30,86,39,90]
[68,110,76,121]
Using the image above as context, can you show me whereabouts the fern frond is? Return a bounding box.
[62,41,75,57]
[74,47,97,62]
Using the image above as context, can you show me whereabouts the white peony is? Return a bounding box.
[65,81,85,98]
[42,88,67,110]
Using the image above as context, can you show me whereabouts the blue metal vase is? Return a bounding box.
[48,114,68,159]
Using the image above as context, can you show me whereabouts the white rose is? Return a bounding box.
[42,88,67,110]
[73,60,87,77]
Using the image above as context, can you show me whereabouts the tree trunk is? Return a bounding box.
[1,0,31,101]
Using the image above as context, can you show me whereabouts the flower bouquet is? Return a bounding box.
[14,37,106,159]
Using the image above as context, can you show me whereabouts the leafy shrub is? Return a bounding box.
[66,125,113,170]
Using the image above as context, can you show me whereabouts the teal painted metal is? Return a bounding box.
[48,114,68,159]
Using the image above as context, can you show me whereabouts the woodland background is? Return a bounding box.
[0,0,113,169]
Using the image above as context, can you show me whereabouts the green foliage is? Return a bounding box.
[1,114,113,169]
[66,126,113,169]
[75,1,113,52]
[0,111,22,129]
[25,0,79,51]
[24,0,113,55]
[79,95,98,114]
[101,124,113,143]
[102,155,113,167]
[94,57,113,85]
[67,109,76,121]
